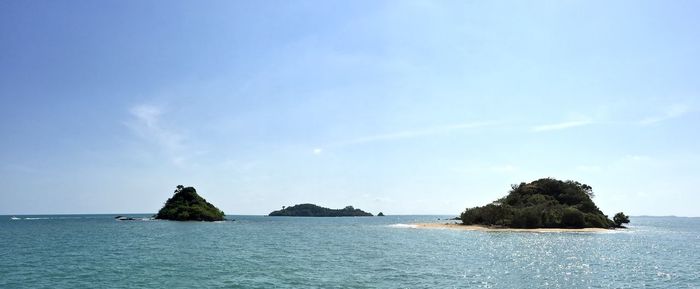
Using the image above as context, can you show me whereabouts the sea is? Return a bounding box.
[1,215,698,288]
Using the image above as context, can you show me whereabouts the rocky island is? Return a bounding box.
[269,204,373,217]
[155,185,225,221]
[459,178,629,229]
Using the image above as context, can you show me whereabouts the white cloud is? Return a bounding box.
[531,120,593,132]
[126,104,188,165]
[130,105,162,129]
[639,104,691,125]
[312,148,323,155]
[625,155,651,161]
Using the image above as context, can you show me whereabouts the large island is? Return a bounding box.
[269,204,373,217]
[155,185,226,221]
[458,178,629,229]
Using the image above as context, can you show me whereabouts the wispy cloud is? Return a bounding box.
[625,155,651,161]
[324,121,495,148]
[531,120,593,132]
[638,104,691,125]
[126,104,188,165]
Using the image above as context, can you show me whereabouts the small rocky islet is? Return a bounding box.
[460,178,629,229]
[268,203,374,217]
[129,186,378,221]
[154,185,226,221]
[139,178,629,228]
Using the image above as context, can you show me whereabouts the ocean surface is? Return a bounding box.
[1,215,698,288]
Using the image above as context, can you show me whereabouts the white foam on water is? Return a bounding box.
[388,223,418,229]
[10,217,51,220]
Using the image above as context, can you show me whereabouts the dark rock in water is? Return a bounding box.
[155,185,225,221]
[377,212,385,217]
[115,216,136,221]
[269,204,373,217]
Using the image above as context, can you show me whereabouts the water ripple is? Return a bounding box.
[0,215,698,288]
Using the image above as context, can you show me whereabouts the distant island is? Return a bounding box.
[269,204,373,217]
[155,185,225,221]
[460,178,629,229]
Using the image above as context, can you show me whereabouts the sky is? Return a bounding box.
[1,0,698,216]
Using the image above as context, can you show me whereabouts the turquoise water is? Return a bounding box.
[1,215,698,288]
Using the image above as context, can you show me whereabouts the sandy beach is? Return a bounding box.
[413,222,611,233]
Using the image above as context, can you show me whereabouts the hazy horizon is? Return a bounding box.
[2,1,699,217]
[3,212,700,218]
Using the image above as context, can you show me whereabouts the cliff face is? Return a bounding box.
[269,204,373,217]
[155,186,225,221]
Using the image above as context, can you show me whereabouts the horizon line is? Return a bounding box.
[0,212,457,216]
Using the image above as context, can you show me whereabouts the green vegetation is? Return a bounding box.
[155,185,225,221]
[461,178,628,229]
[377,212,385,216]
[269,204,373,217]
[613,212,630,227]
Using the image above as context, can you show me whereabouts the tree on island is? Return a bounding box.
[155,186,225,221]
[613,212,630,227]
[460,178,628,229]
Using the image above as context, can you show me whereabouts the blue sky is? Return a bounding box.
[1,1,698,216]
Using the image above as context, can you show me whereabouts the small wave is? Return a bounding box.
[23,217,50,220]
[388,223,418,229]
